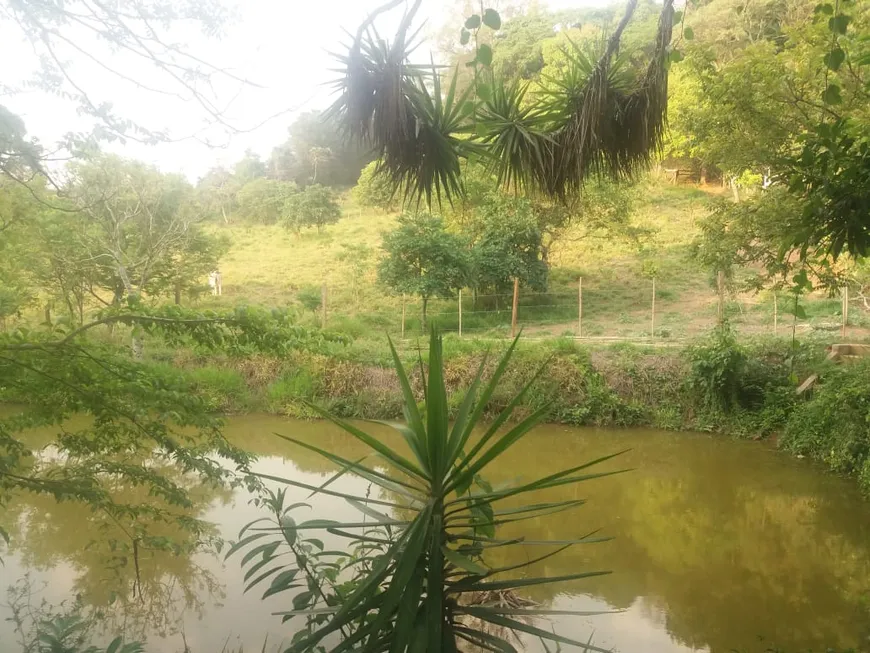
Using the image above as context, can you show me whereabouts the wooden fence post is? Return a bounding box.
[843,286,849,338]
[458,289,463,338]
[401,294,406,339]
[651,278,656,340]
[321,283,328,329]
[511,277,519,338]
[577,277,583,339]
[773,292,778,335]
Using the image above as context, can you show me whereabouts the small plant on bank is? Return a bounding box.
[228,330,624,652]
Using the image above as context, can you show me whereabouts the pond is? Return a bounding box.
[2,415,870,652]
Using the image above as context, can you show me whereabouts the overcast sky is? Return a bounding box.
[0,0,608,181]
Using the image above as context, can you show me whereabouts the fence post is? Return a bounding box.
[321,283,328,329]
[401,294,406,339]
[511,277,519,338]
[717,270,725,325]
[651,277,656,340]
[843,285,849,339]
[773,292,778,335]
[577,277,583,339]
[458,289,463,338]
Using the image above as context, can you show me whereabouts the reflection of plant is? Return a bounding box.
[230,330,622,651]
[5,577,143,653]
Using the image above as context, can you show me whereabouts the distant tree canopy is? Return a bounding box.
[269,111,374,187]
[353,160,397,212]
[283,184,342,233]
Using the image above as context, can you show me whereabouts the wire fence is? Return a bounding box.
[315,278,870,344]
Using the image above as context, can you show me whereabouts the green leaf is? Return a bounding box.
[824,47,845,71]
[673,9,684,22]
[460,29,470,45]
[280,515,297,546]
[459,607,613,652]
[477,44,493,67]
[828,14,851,34]
[482,8,502,30]
[225,532,270,560]
[477,83,493,102]
[452,570,610,593]
[106,637,122,653]
[669,49,684,63]
[442,546,487,575]
[814,3,834,14]
[263,569,300,599]
[293,590,316,610]
[794,305,808,320]
[683,26,694,40]
[465,14,481,29]
[821,84,842,105]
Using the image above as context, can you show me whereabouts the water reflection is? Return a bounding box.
[2,416,869,652]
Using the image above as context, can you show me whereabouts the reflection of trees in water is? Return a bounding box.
[3,464,233,641]
[228,416,870,652]
[474,434,870,653]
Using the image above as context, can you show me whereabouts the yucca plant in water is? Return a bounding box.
[228,331,624,652]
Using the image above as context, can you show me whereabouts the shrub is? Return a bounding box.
[686,325,748,413]
[781,360,870,494]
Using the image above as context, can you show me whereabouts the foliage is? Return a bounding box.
[687,325,749,413]
[377,214,470,325]
[0,305,348,553]
[236,178,299,225]
[5,577,143,653]
[352,161,397,212]
[284,185,342,233]
[229,330,621,652]
[467,194,548,294]
[782,359,870,494]
[270,110,375,187]
[329,0,676,206]
[784,120,870,260]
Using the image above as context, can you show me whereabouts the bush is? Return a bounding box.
[686,326,748,413]
[781,360,870,494]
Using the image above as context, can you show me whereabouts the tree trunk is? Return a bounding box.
[730,177,741,203]
[44,303,52,325]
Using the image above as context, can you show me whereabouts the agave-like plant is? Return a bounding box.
[228,331,625,652]
[329,0,675,207]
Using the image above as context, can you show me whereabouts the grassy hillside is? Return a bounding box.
[200,180,867,343]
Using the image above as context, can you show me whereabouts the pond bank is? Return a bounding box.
[162,334,870,494]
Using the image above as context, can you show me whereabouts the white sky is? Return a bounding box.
[0,0,610,181]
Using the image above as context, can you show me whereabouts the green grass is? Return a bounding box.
[193,183,866,344]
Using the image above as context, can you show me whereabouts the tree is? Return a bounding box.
[329,0,676,206]
[63,156,217,306]
[196,166,241,224]
[467,194,548,295]
[236,177,298,225]
[353,160,397,212]
[283,184,341,233]
[378,214,470,327]
[267,111,374,187]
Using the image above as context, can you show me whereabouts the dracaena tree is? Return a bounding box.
[229,330,624,653]
[328,0,677,208]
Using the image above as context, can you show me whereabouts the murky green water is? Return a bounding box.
[2,416,870,652]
